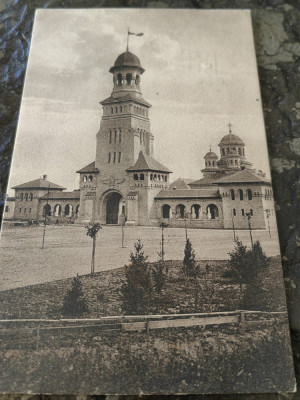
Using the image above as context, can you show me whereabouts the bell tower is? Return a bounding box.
[95,50,153,180]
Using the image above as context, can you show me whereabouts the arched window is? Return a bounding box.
[136,74,140,85]
[20,193,24,201]
[233,208,236,216]
[115,106,118,114]
[162,204,171,219]
[109,130,112,143]
[30,193,33,201]
[43,204,51,217]
[88,175,93,182]
[238,189,243,200]
[65,204,73,217]
[134,174,138,181]
[241,209,245,216]
[222,148,225,156]
[83,175,87,182]
[76,204,80,214]
[114,129,117,143]
[111,107,113,114]
[117,73,122,85]
[25,193,28,201]
[150,174,153,180]
[126,73,132,85]
[207,204,219,220]
[158,174,161,181]
[191,204,201,219]
[54,204,62,216]
[229,189,235,200]
[250,208,253,216]
[119,129,122,143]
[238,148,242,155]
[164,175,168,182]
[176,204,186,219]
[140,173,144,181]
[247,189,252,200]
[154,174,157,180]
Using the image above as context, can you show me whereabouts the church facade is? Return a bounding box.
[6,49,277,231]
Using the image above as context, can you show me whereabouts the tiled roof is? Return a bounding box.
[12,178,65,190]
[189,176,222,187]
[127,151,171,173]
[100,94,151,107]
[169,178,194,190]
[76,162,99,174]
[213,169,271,184]
[40,191,80,200]
[155,189,220,199]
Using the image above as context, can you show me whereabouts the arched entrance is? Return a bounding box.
[106,192,122,224]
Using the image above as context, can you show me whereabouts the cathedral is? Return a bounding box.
[7,49,277,231]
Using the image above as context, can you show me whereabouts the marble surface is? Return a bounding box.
[0,1,300,398]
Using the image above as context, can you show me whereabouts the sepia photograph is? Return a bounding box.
[0,8,296,395]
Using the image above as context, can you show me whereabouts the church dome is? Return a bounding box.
[110,51,145,73]
[204,151,218,159]
[219,133,245,146]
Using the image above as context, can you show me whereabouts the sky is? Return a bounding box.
[7,9,271,194]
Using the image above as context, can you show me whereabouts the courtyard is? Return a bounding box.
[0,223,280,291]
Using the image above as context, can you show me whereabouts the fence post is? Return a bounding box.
[36,323,40,351]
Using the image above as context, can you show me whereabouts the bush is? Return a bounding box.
[225,239,270,309]
[182,238,199,278]
[62,275,89,316]
[121,239,153,315]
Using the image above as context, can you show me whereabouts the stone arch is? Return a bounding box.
[162,204,171,219]
[207,204,219,220]
[126,73,132,85]
[191,204,201,219]
[104,191,123,224]
[43,204,51,217]
[176,204,186,219]
[65,204,73,217]
[54,204,62,216]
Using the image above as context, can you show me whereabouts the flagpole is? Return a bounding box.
[126,27,129,51]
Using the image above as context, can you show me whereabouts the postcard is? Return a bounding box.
[0,9,295,394]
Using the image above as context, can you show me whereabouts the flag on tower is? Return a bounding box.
[128,31,144,36]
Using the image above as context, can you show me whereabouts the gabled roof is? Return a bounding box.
[100,94,151,107]
[40,191,80,200]
[189,175,225,187]
[127,151,171,173]
[155,189,220,199]
[12,178,65,190]
[169,178,194,190]
[213,169,271,184]
[76,162,99,174]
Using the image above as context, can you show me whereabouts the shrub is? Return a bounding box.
[121,239,153,315]
[225,239,270,309]
[152,258,168,294]
[182,238,199,278]
[62,275,88,316]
